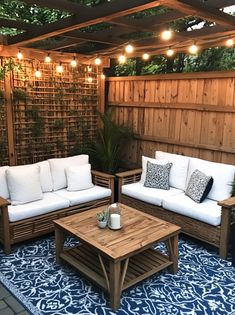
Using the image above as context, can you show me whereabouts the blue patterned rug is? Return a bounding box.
[0,236,234,315]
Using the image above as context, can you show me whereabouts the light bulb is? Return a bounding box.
[226,38,234,47]
[35,69,41,78]
[17,51,23,60]
[94,58,101,65]
[70,58,77,67]
[87,76,93,83]
[118,54,126,64]
[56,63,63,73]
[161,30,172,40]
[189,44,198,54]
[166,49,174,57]
[142,53,150,60]
[101,73,105,79]
[125,44,134,54]
[45,54,51,63]
[87,65,92,72]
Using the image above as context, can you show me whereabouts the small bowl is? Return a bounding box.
[97,220,107,228]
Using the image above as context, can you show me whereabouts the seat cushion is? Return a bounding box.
[155,151,190,190]
[187,157,235,201]
[49,155,89,191]
[162,193,221,226]
[54,186,111,206]
[122,182,183,207]
[0,166,9,199]
[8,192,70,222]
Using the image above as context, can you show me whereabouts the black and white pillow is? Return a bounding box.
[144,161,173,190]
[185,169,213,203]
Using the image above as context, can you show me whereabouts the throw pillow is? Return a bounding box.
[6,165,43,205]
[140,156,169,184]
[144,161,173,190]
[66,164,94,191]
[185,169,213,203]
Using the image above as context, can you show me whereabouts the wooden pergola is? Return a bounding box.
[1,0,235,61]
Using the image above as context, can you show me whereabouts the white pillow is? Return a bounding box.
[49,155,89,191]
[36,160,53,192]
[6,165,43,205]
[0,166,10,199]
[66,164,94,191]
[155,151,190,190]
[140,156,169,184]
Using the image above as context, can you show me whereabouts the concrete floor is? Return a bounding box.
[0,283,30,315]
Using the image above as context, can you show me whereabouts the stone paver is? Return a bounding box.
[0,284,29,315]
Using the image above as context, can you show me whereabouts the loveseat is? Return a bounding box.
[0,154,114,254]
[117,151,235,259]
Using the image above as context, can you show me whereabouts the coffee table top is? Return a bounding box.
[54,203,181,260]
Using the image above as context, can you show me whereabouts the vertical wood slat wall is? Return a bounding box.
[107,71,235,168]
[0,57,102,166]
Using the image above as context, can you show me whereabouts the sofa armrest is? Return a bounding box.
[91,170,115,203]
[116,169,142,202]
[218,196,235,208]
[0,196,10,207]
[0,196,11,254]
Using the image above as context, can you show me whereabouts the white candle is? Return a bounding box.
[110,213,121,229]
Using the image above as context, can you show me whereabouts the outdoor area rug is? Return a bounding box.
[0,235,234,315]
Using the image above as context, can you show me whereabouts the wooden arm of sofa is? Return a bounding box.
[0,196,10,207]
[0,196,11,254]
[116,169,142,202]
[218,196,235,259]
[91,170,115,203]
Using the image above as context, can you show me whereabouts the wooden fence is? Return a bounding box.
[107,71,235,168]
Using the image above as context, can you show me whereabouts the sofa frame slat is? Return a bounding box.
[117,169,235,260]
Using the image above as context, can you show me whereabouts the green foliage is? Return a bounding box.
[13,88,27,101]
[87,109,133,174]
[96,208,109,222]
[0,58,18,80]
[26,107,45,137]
[53,119,64,130]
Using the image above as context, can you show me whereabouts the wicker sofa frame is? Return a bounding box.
[0,170,114,254]
[116,169,235,260]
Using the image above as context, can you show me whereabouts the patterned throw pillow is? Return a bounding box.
[144,161,173,190]
[185,169,213,203]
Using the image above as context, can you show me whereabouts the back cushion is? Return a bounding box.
[49,155,89,191]
[187,158,235,201]
[155,151,190,190]
[36,160,53,192]
[0,166,10,199]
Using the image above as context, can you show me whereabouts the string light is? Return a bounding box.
[87,65,92,72]
[101,73,105,79]
[166,48,174,57]
[70,56,77,67]
[17,50,23,60]
[118,54,126,64]
[35,67,42,78]
[87,76,93,83]
[226,38,234,47]
[125,44,134,54]
[56,62,63,73]
[161,30,172,40]
[189,43,199,54]
[45,53,51,63]
[94,57,101,65]
[142,53,150,60]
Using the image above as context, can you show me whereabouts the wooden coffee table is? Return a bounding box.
[54,204,181,311]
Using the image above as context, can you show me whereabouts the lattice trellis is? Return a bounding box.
[11,59,98,165]
[0,60,8,166]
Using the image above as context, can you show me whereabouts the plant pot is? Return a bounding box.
[97,220,107,229]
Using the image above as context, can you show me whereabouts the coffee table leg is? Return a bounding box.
[55,226,64,264]
[166,234,179,274]
[109,261,121,311]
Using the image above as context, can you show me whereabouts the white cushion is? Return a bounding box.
[0,166,10,199]
[54,186,111,206]
[66,164,94,191]
[187,158,235,201]
[140,156,168,184]
[6,165,43,205]
[162,193,221,226]
[8,192,70,222]
[49,155,89,191]
[122,182,183,207]
[155,151,190,190]
[36,160,53,192]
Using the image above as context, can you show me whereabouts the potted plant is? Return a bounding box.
[96,208,109,228]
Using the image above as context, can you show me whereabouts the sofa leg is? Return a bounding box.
[4,242,11,255]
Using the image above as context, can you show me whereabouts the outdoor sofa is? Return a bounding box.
[117,151,235,259]
[0,154,114,254]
